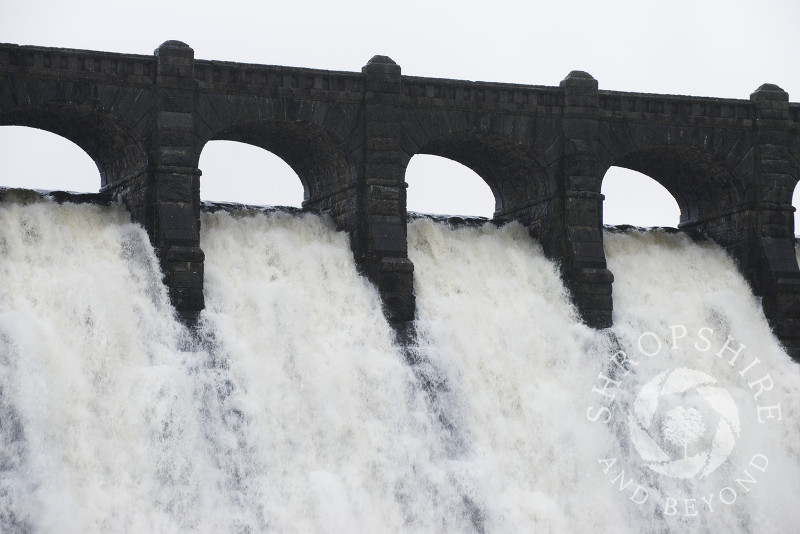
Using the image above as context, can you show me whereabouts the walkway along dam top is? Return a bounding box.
[1,40,798,358]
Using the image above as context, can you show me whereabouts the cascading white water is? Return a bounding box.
[196,210,477,533]
[0,199,202,533]
[1,198,799,533]
[406,219,635,533]
[595,230,800,533]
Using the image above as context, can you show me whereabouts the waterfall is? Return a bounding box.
[596,229,800,532]
[0,199,798,533]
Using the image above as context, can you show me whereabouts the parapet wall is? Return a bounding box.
[1,41,798,358]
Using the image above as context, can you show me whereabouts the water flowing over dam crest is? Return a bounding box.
[1,42,799,533]
[1,40,798,355]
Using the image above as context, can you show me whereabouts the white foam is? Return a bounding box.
[1,201,799,533]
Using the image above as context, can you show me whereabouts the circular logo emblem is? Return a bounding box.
[627,367,741,479]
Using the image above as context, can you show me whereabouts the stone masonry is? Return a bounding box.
[1,41,798,358]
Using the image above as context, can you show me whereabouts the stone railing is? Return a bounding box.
[599,90,756,121]
[193,60,364,99]
[0,43,154,84]
[401,76,564,110]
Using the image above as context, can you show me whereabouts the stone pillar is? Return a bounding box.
[358,56,415,325]
[149,41,204,321]
[558,71,614,328]
[748,84,800,359]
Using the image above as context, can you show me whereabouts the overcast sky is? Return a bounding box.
[1,0,798,231]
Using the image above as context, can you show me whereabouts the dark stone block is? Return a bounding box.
[369,218,407,255]
[154,146,194,166]
[152,128,195,147]
[157,202,199,244]
[166,269,204,289]
[157,174,194,202]
[166,245,205,262]
[157,111,193,130]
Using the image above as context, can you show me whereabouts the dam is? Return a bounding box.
[1,40,798,357]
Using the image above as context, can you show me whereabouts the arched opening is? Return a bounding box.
[402,131,547,220]
[601,167,680,227]
[793,181,799,238]
[199,141,304,207]
[0,126,99,192]
[203,118,352,212]
[405,155,495,218]
[1,103,147,189]
[601,145,740,237]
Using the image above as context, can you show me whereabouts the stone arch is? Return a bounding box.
[794,181,800,238]
[400,122,551,219]
[200,117,352,208]
[787,126,800,269]
[0,102,147,190]
[420,133,546,215]
[598,139,744,234]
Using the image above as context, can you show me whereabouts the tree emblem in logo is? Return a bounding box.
[627,368,741,479]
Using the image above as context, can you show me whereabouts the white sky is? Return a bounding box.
[0,0,798,231]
